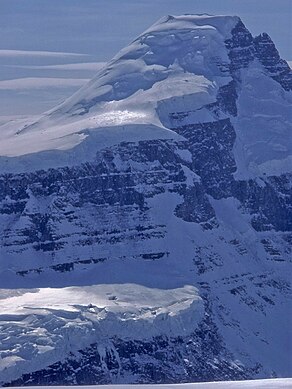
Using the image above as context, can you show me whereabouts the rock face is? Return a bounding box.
[0,15,291,385]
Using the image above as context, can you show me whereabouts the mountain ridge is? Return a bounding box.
[0,14,291,386]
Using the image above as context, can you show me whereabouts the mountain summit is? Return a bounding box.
[55,14,239,114]
[0,15,291,385]
[0,14,291,177]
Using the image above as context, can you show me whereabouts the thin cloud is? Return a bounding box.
[0,50,90,58]
[9,62,106,71]
[0,77,89,90]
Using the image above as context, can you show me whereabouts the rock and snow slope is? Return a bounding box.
[0,14,291,386]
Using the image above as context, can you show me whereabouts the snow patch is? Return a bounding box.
[232,61,292,179]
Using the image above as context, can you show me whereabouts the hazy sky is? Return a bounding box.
[0,0,291,116]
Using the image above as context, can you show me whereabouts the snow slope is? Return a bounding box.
[8,379,292,388]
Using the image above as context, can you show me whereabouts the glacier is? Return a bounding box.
[0,14,291,386]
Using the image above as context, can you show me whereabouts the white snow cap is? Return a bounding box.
[0,14,238,162]
[0,13,290,178]
[54,14,238,115]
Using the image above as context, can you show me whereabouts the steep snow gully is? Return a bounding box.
[0,14,291,386]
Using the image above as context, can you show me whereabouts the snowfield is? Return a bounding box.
[0,285,203,383]
[9,378,292,388]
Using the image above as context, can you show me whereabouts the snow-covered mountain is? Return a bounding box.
[0,14,291,386]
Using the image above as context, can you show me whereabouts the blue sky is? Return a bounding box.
[0,0,291,116]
